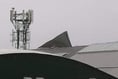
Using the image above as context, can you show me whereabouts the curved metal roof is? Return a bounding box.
[0,53,116,79]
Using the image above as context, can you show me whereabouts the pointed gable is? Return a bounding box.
[40,31,72,48]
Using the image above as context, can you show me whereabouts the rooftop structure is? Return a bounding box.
[40,31,72,48]
[70,42,118,77]
[0,51,116,79]
[34,31,118,78]
[10,8,33,50]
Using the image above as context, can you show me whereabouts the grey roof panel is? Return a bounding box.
[79,41,118,52]
[33,46,87,57]
[99,68,118,78]
[39,31,72,48]
[71,51,118,67]
[71,51,118,77]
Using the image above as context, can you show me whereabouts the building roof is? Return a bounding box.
[39,31,72,48]
[34,46,87,57]
[71,51,118,77]
[0,49,58,56]
[35,31,118,77]
[79,41,118,53]
[0,53,116,79]
[35,31,87,56]
[71,51,118,67]
[70,41,118,77]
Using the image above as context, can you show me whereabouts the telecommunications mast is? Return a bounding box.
[10,8,33,49]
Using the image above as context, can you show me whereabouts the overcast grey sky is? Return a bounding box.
[0,0,118,49]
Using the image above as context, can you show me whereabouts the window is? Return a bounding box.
[24,77,32,79]
[36,77,44,79]
[24,77,44,79]
[89,78,96,79]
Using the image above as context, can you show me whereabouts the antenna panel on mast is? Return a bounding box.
[10,8,33,50]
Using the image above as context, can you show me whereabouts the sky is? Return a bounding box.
[0,0,118,49]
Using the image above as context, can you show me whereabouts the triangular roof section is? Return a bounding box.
[39,31,72,48]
